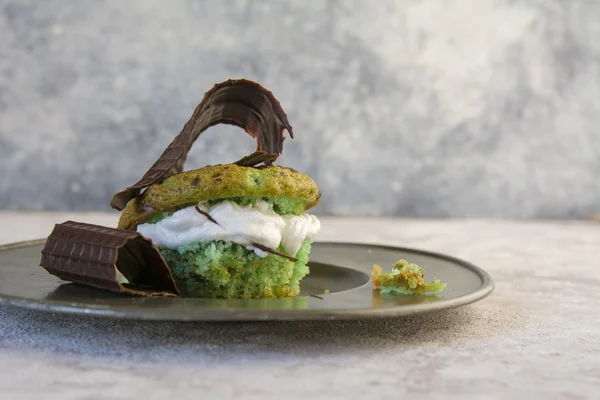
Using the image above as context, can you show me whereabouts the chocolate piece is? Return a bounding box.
[40,221,179,296]
[111,79,294,210]
[234,151,278,167]
[250,242,298,262]
[194,205,218,224]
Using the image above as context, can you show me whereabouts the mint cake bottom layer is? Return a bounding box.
[159,240,312,299]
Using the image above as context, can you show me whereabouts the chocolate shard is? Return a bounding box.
[111,79,294,210]
[250,242,298,262]
[233,151,279,167]
[40,221,180,297]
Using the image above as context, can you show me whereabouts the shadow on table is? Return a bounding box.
[0,297,525,365]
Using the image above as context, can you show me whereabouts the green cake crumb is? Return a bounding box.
[160,239,313,299]
[372,259,446,295]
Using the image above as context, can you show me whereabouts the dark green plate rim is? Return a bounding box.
[0,240,494,321]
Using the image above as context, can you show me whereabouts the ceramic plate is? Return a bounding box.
[0,240,493,321]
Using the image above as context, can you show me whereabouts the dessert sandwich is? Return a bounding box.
[41,79,322,299]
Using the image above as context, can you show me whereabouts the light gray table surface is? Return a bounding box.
[0,212,598,400]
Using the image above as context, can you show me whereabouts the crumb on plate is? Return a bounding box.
[372,259,446,295]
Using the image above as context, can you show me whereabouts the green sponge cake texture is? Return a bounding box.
[160,240,312,299]
[118,164,321,230]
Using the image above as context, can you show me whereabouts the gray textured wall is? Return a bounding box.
[1,0,599,218]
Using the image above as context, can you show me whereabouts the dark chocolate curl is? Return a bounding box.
[110,79,294,210]
[40,221,179,296]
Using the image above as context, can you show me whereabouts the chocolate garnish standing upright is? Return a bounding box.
[40,221,179,296]
[110,79,294,210]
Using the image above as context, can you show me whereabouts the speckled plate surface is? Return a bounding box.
[0,240,493,321]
